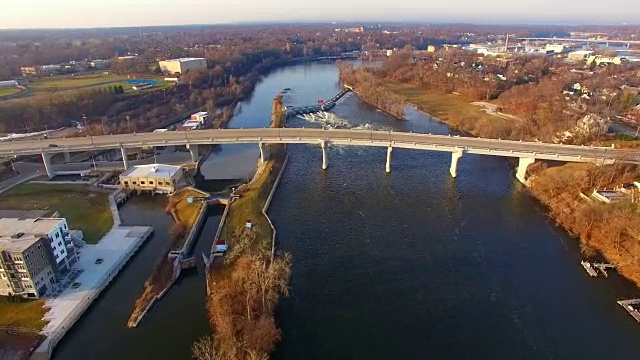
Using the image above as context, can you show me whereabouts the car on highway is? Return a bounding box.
[48,144,58,148]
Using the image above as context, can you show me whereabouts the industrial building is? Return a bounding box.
[20,64,62,77]
[545,44,567,54]
[0,217,79,298]
[119,164,192,194]
[158,58,207,74]
[567,50,594,61]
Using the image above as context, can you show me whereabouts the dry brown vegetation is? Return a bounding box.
[529,162,640,285]
[194,251,291,360]
[194,96,290,360]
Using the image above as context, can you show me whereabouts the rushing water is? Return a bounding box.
[53,61,640,360]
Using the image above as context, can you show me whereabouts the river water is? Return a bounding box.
[54,61,640,360]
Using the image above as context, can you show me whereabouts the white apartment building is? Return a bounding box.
[0,217,77,273]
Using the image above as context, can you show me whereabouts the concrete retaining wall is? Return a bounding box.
[31,227,153,360]
[263,154,289,259]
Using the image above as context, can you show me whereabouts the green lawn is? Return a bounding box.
[0,298,48,330]
[0,183,113,243]
[0,87,22,98]
[26,74,171,95]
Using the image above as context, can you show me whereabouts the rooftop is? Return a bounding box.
[160,57,205,63]
[0,234,44,253]
[0,217,65,239]
[120,164,181,179]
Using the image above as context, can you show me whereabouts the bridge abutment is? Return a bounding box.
[41,153,54,179]
[385,146,392,173]
[320,140,328,170]
[516,157,536,184]
[121,147,130,170]
[449,149,464,178]
[187,144,199,163]
[259,142,269,164]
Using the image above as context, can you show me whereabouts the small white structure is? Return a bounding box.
[592,190,630,203]
[0,80,18,88]
[119,164,188,194]
[190,111,208,123]
[545,44,567,54]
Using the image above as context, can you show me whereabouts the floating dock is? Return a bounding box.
[593,262,615,278]
[617,299,640,322]
[581,260,598,277]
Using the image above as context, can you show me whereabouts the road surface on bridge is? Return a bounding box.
[0,128,638,163]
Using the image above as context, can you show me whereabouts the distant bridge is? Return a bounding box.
[519,37,640,47]
[2,127,638,184]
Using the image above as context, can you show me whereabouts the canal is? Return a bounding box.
[55,61,640,359]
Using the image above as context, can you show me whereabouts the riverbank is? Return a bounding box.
[377,80,640,289]
[195,96,290,360]
[127,188,207,328]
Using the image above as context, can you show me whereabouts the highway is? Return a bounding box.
[0,128,638,163]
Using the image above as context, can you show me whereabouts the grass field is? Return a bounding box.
[0,87,22,98]
[26,74,171,96]
[0,298,48,330]
[0,183,112,243]
[381,81,514,138]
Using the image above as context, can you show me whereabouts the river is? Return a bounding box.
[54,61,640,360]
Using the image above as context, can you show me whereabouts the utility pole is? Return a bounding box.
[23,121,30,133]
[82,114,88,131]
[126,115,132,133]
[101,117,106,135]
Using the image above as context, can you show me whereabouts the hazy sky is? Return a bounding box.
[1,0,639,29]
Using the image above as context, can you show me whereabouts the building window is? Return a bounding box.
[24,253,29,260]
[55,254,59,259]
[50,238,53,243]
[149,180,154,185]
[1,274,5,279]
[55,232,60,239]
[41,253,44,258]
[140,181,146,185]
[132,181,138,185]
[37,244,42,250]
[123,181,129,185]
[63,224,67,230]
[58,241,62,247]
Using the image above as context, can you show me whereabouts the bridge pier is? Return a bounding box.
[516,157,536,184]
[187,144,199,163]
[385,146,392,173]
[63,152,71,163]
[121,147,130,170]
[41,153,54,179]
[259,142,269,164]
[320,140,328,170]
[449,149,464,178]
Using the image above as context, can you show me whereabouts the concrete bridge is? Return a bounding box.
[2,128,638,183]
[286,87,352,118]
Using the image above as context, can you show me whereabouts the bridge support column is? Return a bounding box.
[121,147,130,170]
[64,152,71,163]
[516,157,536,184]
[385,146,392,173]
[187,144,199,163]
[320,140,328,170]
[41,153,54,179]
[449,149,464,178]
[259,142,269,164]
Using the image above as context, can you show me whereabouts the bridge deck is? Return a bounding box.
[2,128,639,164]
